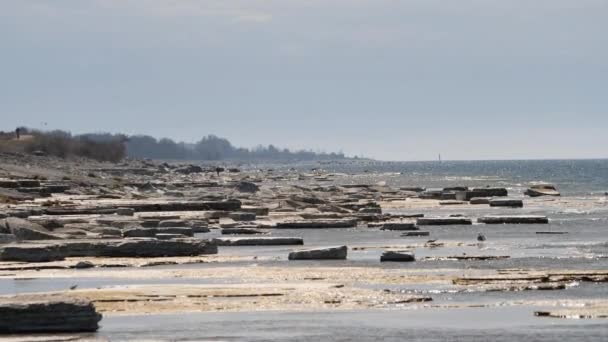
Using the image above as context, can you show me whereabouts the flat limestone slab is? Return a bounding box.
[378,222,419,231]
[380,251,415,262]
[417,217,472,226]
[276,219,358,229]
[0,294,101,333]
[214,237,303,246]
[288,246,347,260]
[478,215,549,224]
[0,238,217,262]
[489,198,524,208]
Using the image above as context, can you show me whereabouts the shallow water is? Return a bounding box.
[98,307,608,341]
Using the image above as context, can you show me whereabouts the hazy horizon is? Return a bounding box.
[2,1,607,161]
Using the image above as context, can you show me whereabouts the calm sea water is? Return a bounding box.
[265,159,608,196]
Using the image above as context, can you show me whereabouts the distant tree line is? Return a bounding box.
[1,127,345,162]
[0,128,127,162]
[122,134,346,161]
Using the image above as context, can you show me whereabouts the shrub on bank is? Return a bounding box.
[5,129,127,162]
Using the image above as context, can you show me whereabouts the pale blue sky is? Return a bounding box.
[1,0,607,160]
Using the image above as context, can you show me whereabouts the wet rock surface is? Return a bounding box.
[288,246,348,260]
[0,294,102,333]
[0,154,607,338]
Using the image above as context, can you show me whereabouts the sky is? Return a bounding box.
[1,0,607,161]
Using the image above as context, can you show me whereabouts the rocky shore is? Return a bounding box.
[0,152,606,337]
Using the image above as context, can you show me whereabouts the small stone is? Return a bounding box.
[73,261,95,269]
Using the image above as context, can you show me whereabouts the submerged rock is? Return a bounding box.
[0,294,102,333]
[288,246,347,260]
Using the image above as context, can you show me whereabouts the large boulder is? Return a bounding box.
[288,246,347,260]
[0,294,102,333]
[5,217,63,240]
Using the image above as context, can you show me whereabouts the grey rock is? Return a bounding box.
[73,260,95,269]
[276,219,358,229]
[228,212,257,221]
[141,219,160,228]
[417,217,473,226]
[381,250,416,262]
[0,238,217,262]
[359,207,382,214]
[469,197,491,205]
[466,187,508,199]
[489,198,523,208]
[379,222,419,231]
[235,181,260,193]
[158,219,188,228]
[5,217,64,240]
[0,294,102,333]
[221,228,265,235]
[175,165,203,174]
[156,233,188,240]
[123,227,194,238]
[214,237,303,246]
[0,233,16,244]
[91,227,122,236]
[116,207,135,216]
[401,231,430,237]
[288,246,347,260]
[478,215,549,224]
